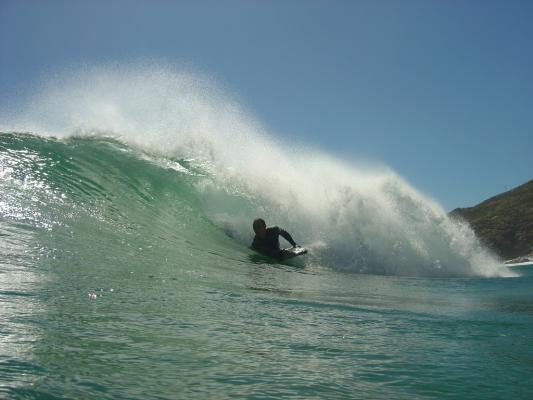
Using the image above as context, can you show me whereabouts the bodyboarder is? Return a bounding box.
[251,218,299,259]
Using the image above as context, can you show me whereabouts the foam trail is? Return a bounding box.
[1,62,513,277]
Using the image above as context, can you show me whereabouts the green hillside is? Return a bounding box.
[449,180,533,260]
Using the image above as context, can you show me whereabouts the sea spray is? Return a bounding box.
[1,62,511,277]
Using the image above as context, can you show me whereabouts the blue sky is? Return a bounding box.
[1,0,532,210]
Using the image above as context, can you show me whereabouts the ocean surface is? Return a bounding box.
[1,66,532,399]
[1,133,532,400]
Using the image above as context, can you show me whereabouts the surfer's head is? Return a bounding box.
[253,218,267,238]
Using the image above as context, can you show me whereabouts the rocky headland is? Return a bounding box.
[449,180,533,261]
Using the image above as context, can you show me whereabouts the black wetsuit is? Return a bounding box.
[251,226,296,258]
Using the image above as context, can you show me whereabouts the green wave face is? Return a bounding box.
[0,133,249,281]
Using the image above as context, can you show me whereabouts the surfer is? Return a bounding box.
[251,218,298,258]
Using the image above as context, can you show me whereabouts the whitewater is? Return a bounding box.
[1,63,508,277]
[1,64,531,399]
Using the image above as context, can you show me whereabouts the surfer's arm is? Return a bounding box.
[279,228,297,247]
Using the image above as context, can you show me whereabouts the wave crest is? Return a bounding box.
[0,62,512,277]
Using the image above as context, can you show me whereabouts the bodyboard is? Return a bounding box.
[278,246,308,260]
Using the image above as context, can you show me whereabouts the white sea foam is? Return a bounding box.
[1,62,514,277]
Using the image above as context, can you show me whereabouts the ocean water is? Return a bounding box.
[1,65,532,399]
